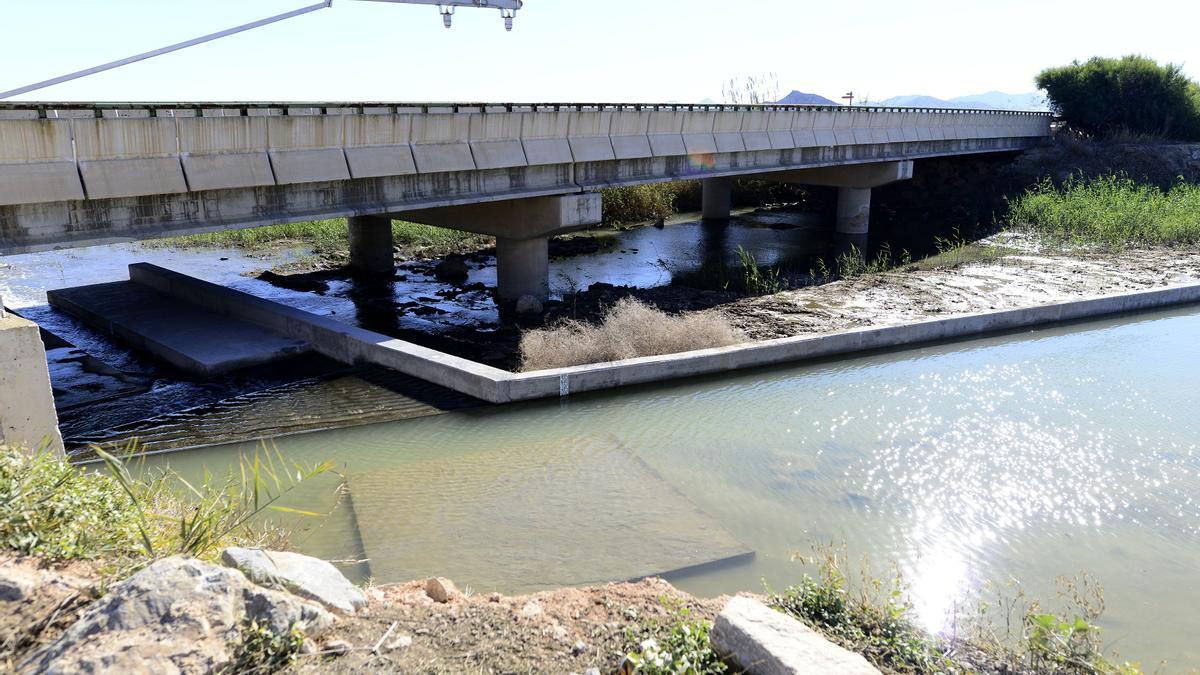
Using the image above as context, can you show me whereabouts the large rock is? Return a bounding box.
[221,547,367,615]
[433,256,470,283]
[20,556,332,674]
[711,597,880,675]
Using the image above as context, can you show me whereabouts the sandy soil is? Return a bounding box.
[0,556,101,669]
[292,577,732,674]
[714,235,1200,342]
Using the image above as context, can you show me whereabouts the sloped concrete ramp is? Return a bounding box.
[47,281,309,376]
[345,441,753,591]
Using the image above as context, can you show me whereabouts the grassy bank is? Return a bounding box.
[153,219,492,260]
[1007,174,1200,249]
[0,444,331,569]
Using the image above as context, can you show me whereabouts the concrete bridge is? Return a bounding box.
[0,102,1051,301]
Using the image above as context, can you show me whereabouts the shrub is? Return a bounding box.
[602,183,699,225]
[1036,55,1200,140]
[519,298,742,370]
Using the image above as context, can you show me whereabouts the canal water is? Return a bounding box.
[148,303,1200,668]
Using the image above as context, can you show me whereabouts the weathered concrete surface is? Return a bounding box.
[47,280,310,377]
[19,557,332,674]
[348,214,396,275]
[127,263,507,401]
[711,597,880,674]
[496,236,550,302]
[398,193,602,240]
[702,177,732,220]
[0,103,1049,254]
[221,547,368,615]
[0,313,63,452]
[125,263,1200,406]
[835,187,872,235]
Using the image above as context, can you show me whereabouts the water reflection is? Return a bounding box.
[155,305,1200,667]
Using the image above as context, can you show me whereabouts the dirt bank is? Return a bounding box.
[295,577,730,674]
[0,553,731,674]
[712,234,1200,342]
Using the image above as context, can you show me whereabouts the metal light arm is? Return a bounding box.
[0,0,522,100]
[354,0,521,29]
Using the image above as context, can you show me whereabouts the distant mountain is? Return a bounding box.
[870,94,994,109]
[863,91,1047,111]
[777,90,839,105]
[950,91,1047,111]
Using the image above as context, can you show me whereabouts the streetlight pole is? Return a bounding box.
[0,0,523,100]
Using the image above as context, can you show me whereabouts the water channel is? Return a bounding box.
[148,304,1200,668]
[3,211,1198,667]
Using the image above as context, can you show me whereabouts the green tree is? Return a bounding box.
[1036,55,1200,140]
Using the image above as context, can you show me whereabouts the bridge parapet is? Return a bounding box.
[0,102,1051,207]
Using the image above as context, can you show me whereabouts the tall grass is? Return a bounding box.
[1007,174,1200,249]
[0,443,335,566]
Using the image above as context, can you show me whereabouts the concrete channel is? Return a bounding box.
[115,263,1200,404]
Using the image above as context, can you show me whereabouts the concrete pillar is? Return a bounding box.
[347,215,395,275]
[835,187,872,235]
[702,177,732,220]
[0,312,63,455]
[495,236,549,303]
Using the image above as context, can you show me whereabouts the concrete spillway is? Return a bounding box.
[47,281,309,376]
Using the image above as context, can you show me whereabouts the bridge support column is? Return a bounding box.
[397,193,602,305]
[836,188,872,235]
[758,160,914,236]
[0,309,63,455]
[348,215,395,275]
[496,237,550,303]
[702,177,732,220]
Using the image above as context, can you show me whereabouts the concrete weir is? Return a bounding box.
[47,281,310,377]
[117,263,1200,404]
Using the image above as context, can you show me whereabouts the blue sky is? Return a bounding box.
[3,0,1198,103]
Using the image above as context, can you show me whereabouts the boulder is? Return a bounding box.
[222,547,368,615]
[710,597,880,675]
[433,256,470,283]
[424,577,459,603]
[20,556,332,674]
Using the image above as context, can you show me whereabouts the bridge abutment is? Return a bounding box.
[0,306,63,455]
[702,178,732,220]
[348,215,396,275]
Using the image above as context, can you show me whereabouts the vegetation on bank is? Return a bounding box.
[154,218,492,260]
[1008,174,1200,249]
[1038,55,1200,141]
[518,297,741,370]
[770,546,1142,675]
[0,444,331,568]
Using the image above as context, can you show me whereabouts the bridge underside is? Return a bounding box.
[0,137,1037,255]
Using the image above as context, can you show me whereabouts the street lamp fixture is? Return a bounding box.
[0,0,525,100]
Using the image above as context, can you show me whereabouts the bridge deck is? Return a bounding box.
[0,101,1051,254]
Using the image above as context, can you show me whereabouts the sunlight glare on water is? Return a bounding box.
[159,305,1200,667]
